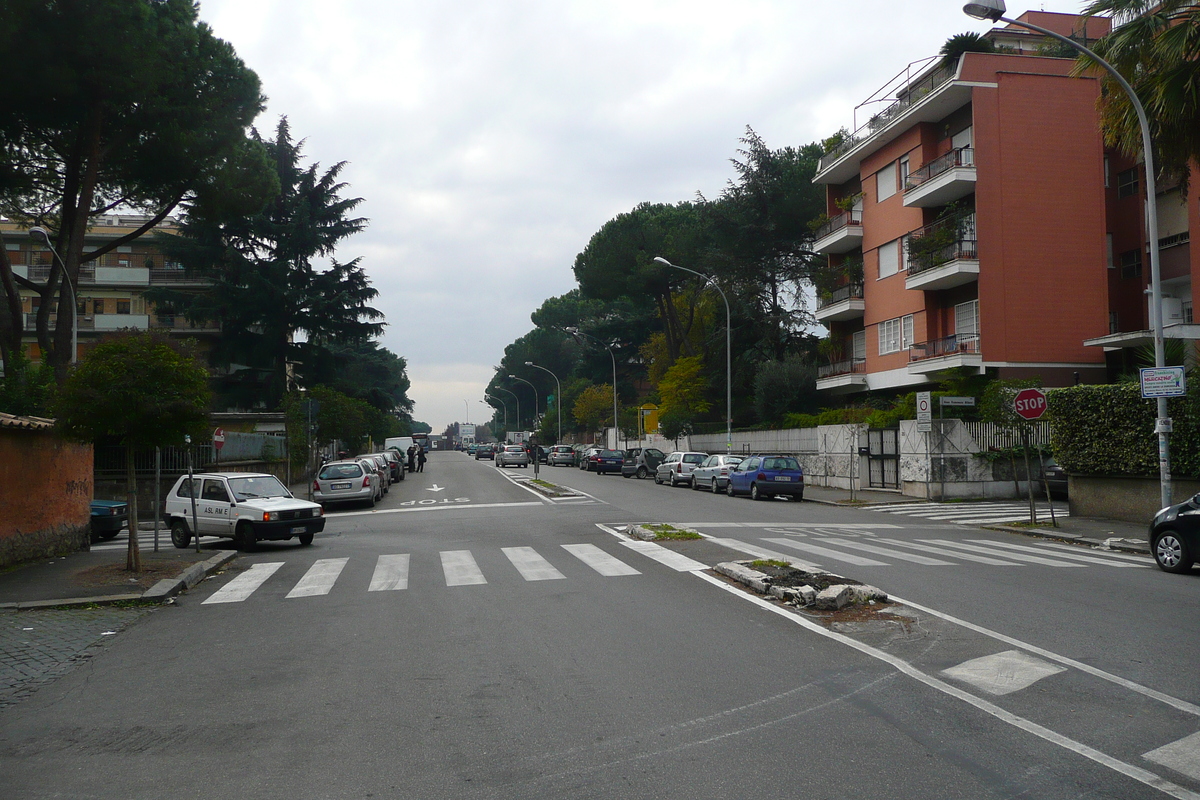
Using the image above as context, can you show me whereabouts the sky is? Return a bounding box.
[195,0,1032,433]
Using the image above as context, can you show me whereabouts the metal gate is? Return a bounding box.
[867,428,900,489]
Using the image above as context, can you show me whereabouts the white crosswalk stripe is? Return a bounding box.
[963,539,1148,568]
[503,547,566,581]
[286,558,350,598]
[368,554,410,591]
[561,544,641,576]
[441,550,487,586]
[761,538,890,567]
[866,501,1069,524]
[202,562,283,604]
[918,539,1084,567]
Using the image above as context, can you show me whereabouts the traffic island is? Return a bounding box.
[714,559,889,612]
[521,478,584,499]
[629,523,702,541]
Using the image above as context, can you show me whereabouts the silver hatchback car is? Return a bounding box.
[314,460,380,508]
[497,445,530,468]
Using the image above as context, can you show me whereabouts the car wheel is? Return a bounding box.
[691,477,700,491]
[636,466,648,479]
[170,519,191,549]
[726,480,735,497]
[654,472,662,485]
[99,529,121,541]
[750,483,763,501]
[237,523,257,552]
[712,478,721,494]
[298,532,314,546]
[1154,530,1193,573]
[398,470,405,481]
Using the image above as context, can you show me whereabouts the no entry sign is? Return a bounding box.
[1013,388,1047,421]
[213,427,226,451]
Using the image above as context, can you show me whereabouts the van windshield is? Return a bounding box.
[227,475,290,500]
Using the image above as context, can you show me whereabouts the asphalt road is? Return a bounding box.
[1,451,1197,799]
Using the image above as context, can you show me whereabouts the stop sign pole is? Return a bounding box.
[213,427,225,468]
[1012,389,1046,525]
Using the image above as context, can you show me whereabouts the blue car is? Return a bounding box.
[726,454,804,501]
[90,499,129,542]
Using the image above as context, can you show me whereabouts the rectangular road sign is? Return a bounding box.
[916,391,932,433]
[940,396,975,407]
[1141,367,1186,398]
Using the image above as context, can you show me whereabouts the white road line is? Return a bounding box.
[873,537,1024,566]
[441,550,487,586]
[964,539,1148,568]
[330,500,543,518]
[760,538,889,567]
[619,540,708,571]
[679,522,902,529]
[920,539,1085,567]
[692,571,1200,800]
[941,650,1067,695]
[285,558,349,598]
[368,554,410,591]
[1144,731,1200,783]
[809,538,956,566]
[705,538,820,569]
[561,544,641,576]
[502,547,566,581]
[201,562,283,604]
[1032,541,1150,563]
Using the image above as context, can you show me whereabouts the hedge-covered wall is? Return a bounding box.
[1047,383,1200,478]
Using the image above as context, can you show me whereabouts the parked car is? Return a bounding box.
[1149,494,1200,573]
[368,450,404,483]
[535,446,549,464]
[1042,458,1067,499]
[592,449,625,475]
[313,460,379,508]
[654,451,708,487]
[90,499,129,542]
[475,444,495,460]
[496,444,530,468]
[726,454,804,501]
[578,446,603,471]
[621,447,666,479]
[467,443,478,455]
[165,472,324,551]
[690,455,744,493]
[356,453,391,492]
[548,445,576,467]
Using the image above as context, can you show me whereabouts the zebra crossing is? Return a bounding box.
[200,542,705,605]
[862,501,1070,525]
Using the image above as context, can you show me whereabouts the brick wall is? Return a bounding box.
[0,430,93,567]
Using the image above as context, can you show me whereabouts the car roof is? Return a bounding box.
[179,472,274,480]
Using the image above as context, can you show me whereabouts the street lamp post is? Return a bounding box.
[964,0,1171,507]
[525,361,562,443]
[484,394,507,432]
[654,256,731,454]
[493,386,520,440]
[28,227,77,365]
[463,399,469,425]
[508,374,539,432]
[565,326,619,449]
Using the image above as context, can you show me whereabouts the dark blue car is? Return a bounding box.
[726,454,804,501]
[593,449,625,475]
[90,499,129,542]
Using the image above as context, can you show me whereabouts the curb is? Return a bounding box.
[981,524,1150,555]
[0,550,238,611]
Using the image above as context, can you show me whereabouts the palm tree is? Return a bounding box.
[939,32,996,69]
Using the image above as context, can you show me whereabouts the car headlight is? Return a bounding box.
[262,511,279,522]
[1154,506,1177,524]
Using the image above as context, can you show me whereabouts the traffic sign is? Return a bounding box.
[1013,388,1047,420]
[940,396,975,407]
[916,391,932,432]
[212,427,226,451]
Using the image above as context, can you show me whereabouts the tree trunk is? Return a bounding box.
[125,445,141,572]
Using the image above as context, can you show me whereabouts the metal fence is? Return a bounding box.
[95,432,286,477]
[962,420,1051,450]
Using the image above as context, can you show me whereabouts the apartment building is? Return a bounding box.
[811,10,1197,397]
[2,215,218,364]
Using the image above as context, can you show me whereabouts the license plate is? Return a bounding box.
[332,482,351,489]
[291,526,307,534]
[774,476,792,482]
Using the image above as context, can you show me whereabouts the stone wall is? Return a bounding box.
[1068,475,1200,524]
[0,429,92,567]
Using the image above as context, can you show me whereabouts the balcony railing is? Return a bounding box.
[150,315,221,332]
[818,359,866,378]
[909,334,980,362]
[905,213,977,275]
[23,312,96,331]
[905,148,974,191]
[150,268,210,284]
[26,265,98,284]
[813,211,862,241]
[816,282,864,309]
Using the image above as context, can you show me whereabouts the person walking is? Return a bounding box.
[407,445,416,473]
[417,446,426,473]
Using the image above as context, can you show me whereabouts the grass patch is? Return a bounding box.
[642,523,702,541]
[750,559,792,570]
[530,479,556,488]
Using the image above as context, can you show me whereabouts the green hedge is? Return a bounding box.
[1047,383,1200,478]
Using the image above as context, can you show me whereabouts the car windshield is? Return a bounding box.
[227,475,290,500]
[601,450,622,457]
[319,463,363,480]
[762,457,800,471]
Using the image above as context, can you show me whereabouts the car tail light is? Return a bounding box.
[362,475,372,488]
[676,463,682,473]
[757,472,767,480]
[312,480,320,493]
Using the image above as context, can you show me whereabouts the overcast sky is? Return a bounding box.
[196,0,1027,432]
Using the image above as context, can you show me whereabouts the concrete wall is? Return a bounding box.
[1069,475,1200,525]
[0,429,92,567]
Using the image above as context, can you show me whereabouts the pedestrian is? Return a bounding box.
[417,446,426,473]
[407,445,416,473]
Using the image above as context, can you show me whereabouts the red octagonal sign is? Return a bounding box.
[1013,388,1047,420]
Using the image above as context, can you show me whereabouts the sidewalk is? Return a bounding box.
[803,483,1150,555]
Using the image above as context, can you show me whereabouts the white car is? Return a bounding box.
[654,451,708,487]
[164,472,325,551]
[497,445,530,468]
[313,460,379,508]
[690,455,744,493]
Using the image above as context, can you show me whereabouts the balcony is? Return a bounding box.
[904,215,979,291]
[150,267,211,286]
[812,212,863,254]
[150,315,222,334]
[815,283,865,323]
[904,148,976,207]
[816,358,868,393]
[908,334,982,374]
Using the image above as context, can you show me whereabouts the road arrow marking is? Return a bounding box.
[426,484,446,492]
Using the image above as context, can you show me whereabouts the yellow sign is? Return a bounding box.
[639,404,659,434]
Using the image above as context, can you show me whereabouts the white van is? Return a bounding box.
[384,436,414,454]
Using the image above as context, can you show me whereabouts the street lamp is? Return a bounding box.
[525,361,562,443]
[463,398,469,425]
[493,385,520,438]
[565,326,619,449]
[964,0,1171,507]
[28,226,77,365]
[508,374,539,428]
[654,256,731,453]
[484,394,507,432]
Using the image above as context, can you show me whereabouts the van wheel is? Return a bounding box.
[170,520,191,549]
[237,523,257,552]
[298,532,314,546]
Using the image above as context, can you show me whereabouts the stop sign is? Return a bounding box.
[212,427,226,451]
[1013,388,1047,420]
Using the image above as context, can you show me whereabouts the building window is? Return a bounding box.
[1117,168,1139,198]
[93,299,105,315]
[852,330,866,361]
[876,161,897,202]
[955,300,979,343]
[899,156,910,188]
[1104,157,1110,188]
[1109,311,1119,334]
[878,314,914,355]
[1184,302,1194,324]
[1119,249,1142,279]
[1106,234,1114,268]
[878,239,900,279]
[116,299,131,315]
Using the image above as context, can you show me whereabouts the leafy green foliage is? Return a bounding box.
[572,384,614,431]
[283,385,397,467]
[0,349,55,416]
[938,32,996,68]
[753,355,819,424]
[658,356,711,422]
